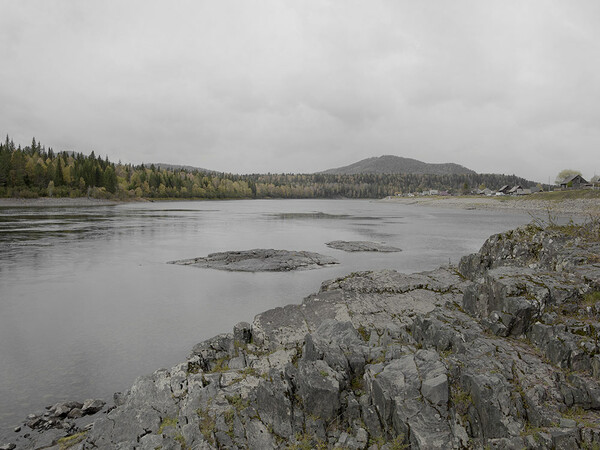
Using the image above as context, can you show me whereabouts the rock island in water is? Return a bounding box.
[168,249,339,272]
[325,241,402,252]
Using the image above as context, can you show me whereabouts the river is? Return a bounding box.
[0,199,537,438]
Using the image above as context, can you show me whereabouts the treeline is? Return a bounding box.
[0,137,120,198]
[0,136,539,200]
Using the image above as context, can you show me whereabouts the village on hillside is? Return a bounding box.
[398,173,599,198]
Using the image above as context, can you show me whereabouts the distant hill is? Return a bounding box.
[152,163,215,174]
[321,155,476,176]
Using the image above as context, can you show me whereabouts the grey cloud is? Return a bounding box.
[0,0,599,181]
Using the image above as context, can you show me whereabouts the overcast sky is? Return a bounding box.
[1,1,599,182]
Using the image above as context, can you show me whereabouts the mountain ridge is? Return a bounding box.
[152,162,215,173]
[321,155,476,175]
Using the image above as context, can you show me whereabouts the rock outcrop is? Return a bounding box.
[325,241,402,252]
[168,249,338,272]
[7,221,600,449]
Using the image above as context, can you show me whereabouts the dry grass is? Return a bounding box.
[531,189,600,201]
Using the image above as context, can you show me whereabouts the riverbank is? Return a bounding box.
[380,194,600,216]
[0,197,122,208]
[5,219,600,449]
[2,194,599,216]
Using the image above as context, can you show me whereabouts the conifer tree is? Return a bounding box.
[54,159,64,186]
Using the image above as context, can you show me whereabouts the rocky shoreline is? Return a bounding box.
[5,220,600,449]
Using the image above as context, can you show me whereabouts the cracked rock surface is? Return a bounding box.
[7,221,600,449]
[168,249,338,272]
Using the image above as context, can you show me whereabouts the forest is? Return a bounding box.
[0,137,539,200]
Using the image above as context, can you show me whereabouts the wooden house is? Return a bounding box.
[559,175,588,189]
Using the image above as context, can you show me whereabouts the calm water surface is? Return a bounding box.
[0,199,536,437]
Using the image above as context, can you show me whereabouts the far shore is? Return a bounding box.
[1,195,599,217]
[379,194,600,217]
[0,197,123,207]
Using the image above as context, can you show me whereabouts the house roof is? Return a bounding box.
[561,174,588,184]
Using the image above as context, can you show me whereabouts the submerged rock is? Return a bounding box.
[325,240,402,252]
[168,249,338,272]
